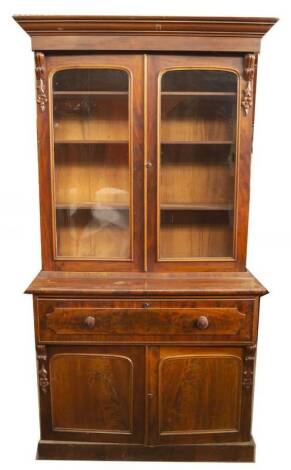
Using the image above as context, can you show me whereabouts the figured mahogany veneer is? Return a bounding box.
[15,15,276,462]
[37,298,256,343]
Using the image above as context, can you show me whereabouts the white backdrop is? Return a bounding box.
[0,1,290,469]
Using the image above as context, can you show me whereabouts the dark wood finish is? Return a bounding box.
[37,439,255,461]
[39,54,144,271]
[19,46,264,273]
[35,53,47,112]
[31,36,263,53]
[38,345,145,443]
[36,345,50,393]
[13,15,277,37]
[14,15,277,53]
[26,270,268,296]
[50,354,132,432]
[15,15,275,462]
[147,54,249,271]
[37,297,256,343]
[148,347,243,444]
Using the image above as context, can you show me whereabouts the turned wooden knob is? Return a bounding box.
[83,316,96,329]
[143,302,150,308]
[196,316,209,330]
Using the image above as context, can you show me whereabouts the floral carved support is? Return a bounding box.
[35,52,47,112]
[241,54,256,116]
[36,345,49,394]
[243,345,256,391]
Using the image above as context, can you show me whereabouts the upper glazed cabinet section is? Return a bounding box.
[38,54,255,272]
[14,16,277,272]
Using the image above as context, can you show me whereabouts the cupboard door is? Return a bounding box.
[42,54,144,271]
[147,55,251,272]
[148,347,245,444]
[38,345,145,443]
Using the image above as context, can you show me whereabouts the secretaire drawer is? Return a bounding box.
[36,298,257,343]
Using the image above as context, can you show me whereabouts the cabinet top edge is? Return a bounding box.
[13,15,278,39]
[25,270,268,297]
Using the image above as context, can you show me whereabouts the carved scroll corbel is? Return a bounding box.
[241,54,256,116]
[35,52,47,112]
[36,345,49,393]
[242,345,256,391]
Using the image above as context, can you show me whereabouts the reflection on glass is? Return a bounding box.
[159,70,237,259]
[52,69,130,259]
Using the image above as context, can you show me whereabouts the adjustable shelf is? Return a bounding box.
[54,140,128,144]
[161,140,234,145]
[56,202,129,210]
[160,203,233,211]
[54,91,128,95]
[161,91,236,96]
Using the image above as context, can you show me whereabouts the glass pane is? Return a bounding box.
[52,69,130,259]
[159,70,237,259]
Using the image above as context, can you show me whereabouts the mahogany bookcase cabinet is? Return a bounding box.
[15,16,277,462]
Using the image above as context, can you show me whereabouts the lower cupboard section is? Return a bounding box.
[36,344,256,446]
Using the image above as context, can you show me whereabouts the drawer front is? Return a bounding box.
[37,298,256,343]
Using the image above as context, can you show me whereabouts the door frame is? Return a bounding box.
[146,54,253,272]
[38,53,145,271]
[147,345,252,445]
[38,344,145,443]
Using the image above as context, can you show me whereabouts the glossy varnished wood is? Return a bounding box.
[38,345,145,443]
[30,36,263,53]
[26,270,268,296]
[13,15,277,37]
[50,354,132,432]
[36,297,256,343]
[40,54,144,271]
[37,439,255,461]
[14,15,277,54]
[147,54,250,271]
[15,14,275,463]
[20,44,263,272]
[150,347,243,443]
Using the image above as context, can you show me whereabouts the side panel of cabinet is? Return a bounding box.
[146,54,254,272]
[37,345,145,443]
[37,53,144,271]
[147,346,254,444]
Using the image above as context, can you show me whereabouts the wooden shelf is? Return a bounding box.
[54,140,128,145]
[54,140,233,146]
[161,140,233,145]
[56,202,129,210]
[54,91,128,96]
[161,203,233,211]
[162,91,236,96]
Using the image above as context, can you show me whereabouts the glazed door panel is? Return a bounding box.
[147,55,252,272]
[41,54,144,271]
[38,345,145,443]
[53,68,131,260]
[148,346,245,444]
